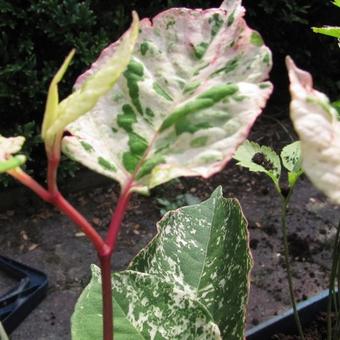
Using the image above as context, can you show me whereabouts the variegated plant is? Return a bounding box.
[0,1,272,339]
[287,56,340,339]
[62,0,272,194]
[287,56,340,204]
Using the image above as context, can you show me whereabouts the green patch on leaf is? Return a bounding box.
[117,104,137,132]
[190,136,209,148]
[250,31,264,46]
[140,41,149,56]
[124,59,145,114]
[262,53,271,66]
[80,141,94,153]
[193,42,210,60]
[153,82,173,101]
[227,10,235,26]
[211,57,240,77]
[136,154,166,180]
[183,81,200,95]
[98,157,117,172]
[122,152,139,173]
[209,13,224,38]
[128,132,148,156]
[160,84,238,132]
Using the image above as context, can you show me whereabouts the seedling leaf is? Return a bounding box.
[129,187,252,339]
[287,56,340,204]
[280,141,303,188]
[62,1,273,193]
[72,267,221,340]
[234,140,281,187]
[0,136,26,173]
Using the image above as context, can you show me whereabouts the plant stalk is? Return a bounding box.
[327,220,340,340]
[106,181,133,250]
[280,196,305,340]
[99,253,114,340]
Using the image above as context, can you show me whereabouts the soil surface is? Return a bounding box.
[0,114,338,339]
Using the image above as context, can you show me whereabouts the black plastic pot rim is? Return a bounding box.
[246,289,330,339]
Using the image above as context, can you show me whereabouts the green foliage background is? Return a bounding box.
[0,0,338,186]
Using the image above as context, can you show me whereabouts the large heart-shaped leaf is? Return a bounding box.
[287,56,340,204]
[0,135,26,173]
[71,266,221,340]
[62,0,272,193]
[129,187,252,339]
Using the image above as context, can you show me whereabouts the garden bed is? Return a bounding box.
[0,115,337,339]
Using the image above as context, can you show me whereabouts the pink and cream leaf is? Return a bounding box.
[287,56,340,204]
[63,0,273,193]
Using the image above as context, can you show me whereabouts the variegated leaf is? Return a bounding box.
[62,0,273,193]
[129,187,252,339]
[71,266,221,340]
[0,135,26,173]
[287,56,340,204]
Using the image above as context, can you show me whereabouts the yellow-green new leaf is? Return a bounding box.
[44,12,139,151]
[0,135,26,173]
[41,49,75,141]
[287,56,340,204]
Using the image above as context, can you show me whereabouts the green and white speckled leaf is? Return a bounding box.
[280,141,303,188]
[129,187,252,339]
[0,135,26,173]
[72,266,221,340]
[287,56,340,204]
[62,0,272,193]
[233,140,281,189]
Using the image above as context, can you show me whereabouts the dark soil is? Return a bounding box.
[0,114,338,339]
[272,312,329,339]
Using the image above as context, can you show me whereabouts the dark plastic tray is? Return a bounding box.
[0,255,48,334]
[246,289,330,339]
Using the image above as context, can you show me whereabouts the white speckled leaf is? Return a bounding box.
[287,56,340,204]
[0,135,26,173]
[72,266,221,340]
[129,187,252,339]
[62,0,272,193]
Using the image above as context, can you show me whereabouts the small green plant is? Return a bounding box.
[234,139,305,338]
[155,192,200,215]
[0,1,273,339]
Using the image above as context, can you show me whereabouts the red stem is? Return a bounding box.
[8,169,52,203]
[99,254,114,340]
[52,192,109,255]
[12,136,134,340]
[106,181,133,251]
